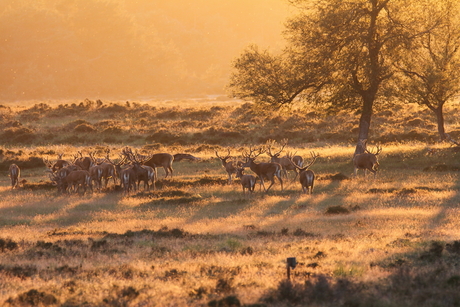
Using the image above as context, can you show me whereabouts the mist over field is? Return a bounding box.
[0,0,290,100]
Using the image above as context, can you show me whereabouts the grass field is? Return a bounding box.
[0,100,459,306]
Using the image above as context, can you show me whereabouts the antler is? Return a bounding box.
[215,148,231,160]
[304,151,320,169]
[266,139,288,158]
[135,151,153,164]
[105,149,127,166]
[243,145,265,159]
[42,156,53,169]
[369,145,382,155]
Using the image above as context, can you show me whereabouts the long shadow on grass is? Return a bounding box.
[259,178,350,233]
[421,164,460,234]
[0,187,127,228]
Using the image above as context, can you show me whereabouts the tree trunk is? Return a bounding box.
[434,105,446,141]
[354,93,374,155]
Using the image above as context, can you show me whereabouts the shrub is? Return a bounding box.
[325,205,350,215]
[101,126,124,135]
[1,127,35,144]
[65,119,91,131]
[74,123,96,133]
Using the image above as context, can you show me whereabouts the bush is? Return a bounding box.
[1,127,35,144]
[74,123,96,133]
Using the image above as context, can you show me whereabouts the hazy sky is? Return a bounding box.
[0,0,292,100]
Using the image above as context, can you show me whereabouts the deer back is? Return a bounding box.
[144,153,173,168]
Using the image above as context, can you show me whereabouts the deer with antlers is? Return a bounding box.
[9,164,20,189]
[353,139,381,179]
[266,139,303,180]
[73,151,93,171]
[235,167,256,195]
[42,153,71,172]
[49,169,92,194]
[215,149,242,184]
[122,147,156,192]
[242,146,283,192]
[288,152,319,194]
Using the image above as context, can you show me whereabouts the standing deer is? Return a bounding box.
[242,146,283,192]
[215,149,241,184]
[122,147,156,192]
[9,164,20,189]
[288,152,319,194]
[120,166,136,195]
[49,170,92,194]
[74,151,93,171]
[42,154,71,172]
[266,139,303,180]
[89,164,104,192]
[93,149,117,188]
[142,153,174,178]
[235,167,256,195]
[353,140,381,178]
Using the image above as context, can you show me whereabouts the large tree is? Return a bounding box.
[229,0,433,153]
[396,0,460,141]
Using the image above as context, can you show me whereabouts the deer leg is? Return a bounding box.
[265,178,275,192]
[259,177,266,192]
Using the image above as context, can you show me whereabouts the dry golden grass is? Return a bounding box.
[0,140,459,306]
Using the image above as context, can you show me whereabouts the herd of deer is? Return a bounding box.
[216,139,381,195]
[6,139,381,195]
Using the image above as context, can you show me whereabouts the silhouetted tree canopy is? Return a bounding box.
[229,0,453,151]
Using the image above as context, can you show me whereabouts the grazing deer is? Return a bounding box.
[142,153,174,178]
[49,170,92,194]
[266,139,303,180]
[353,140,381,179]
[173,153,201,162]
[9,164,20,189]
[215,149,241,184]
[242,146,283,192]
[235,167,256,195]
[288,152,319,194]
[122,147,156,192]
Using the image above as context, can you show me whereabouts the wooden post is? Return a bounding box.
[286,257,296,280]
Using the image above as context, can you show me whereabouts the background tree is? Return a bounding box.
[396,0,460,141]
[229,0,434,153]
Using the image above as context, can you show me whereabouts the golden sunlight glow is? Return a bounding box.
[0,0,291,100]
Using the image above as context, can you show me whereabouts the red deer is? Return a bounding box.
[353,140,381,179]
[49,170,92,194]
[142,153,174,178]
[266,139,303,180]
[173,153,201,162]
[9,164,20,189]
[92,149,117,188]
[288,152,319,194]
[215,149,241,184]
[42,154,71,172]
[122,147,156,192]
[120,166,136,195]
[74,151,93,171]
[105,153,128,184]
[89,164,104,192]
[242,146,283,192]
[235,167,256,195]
